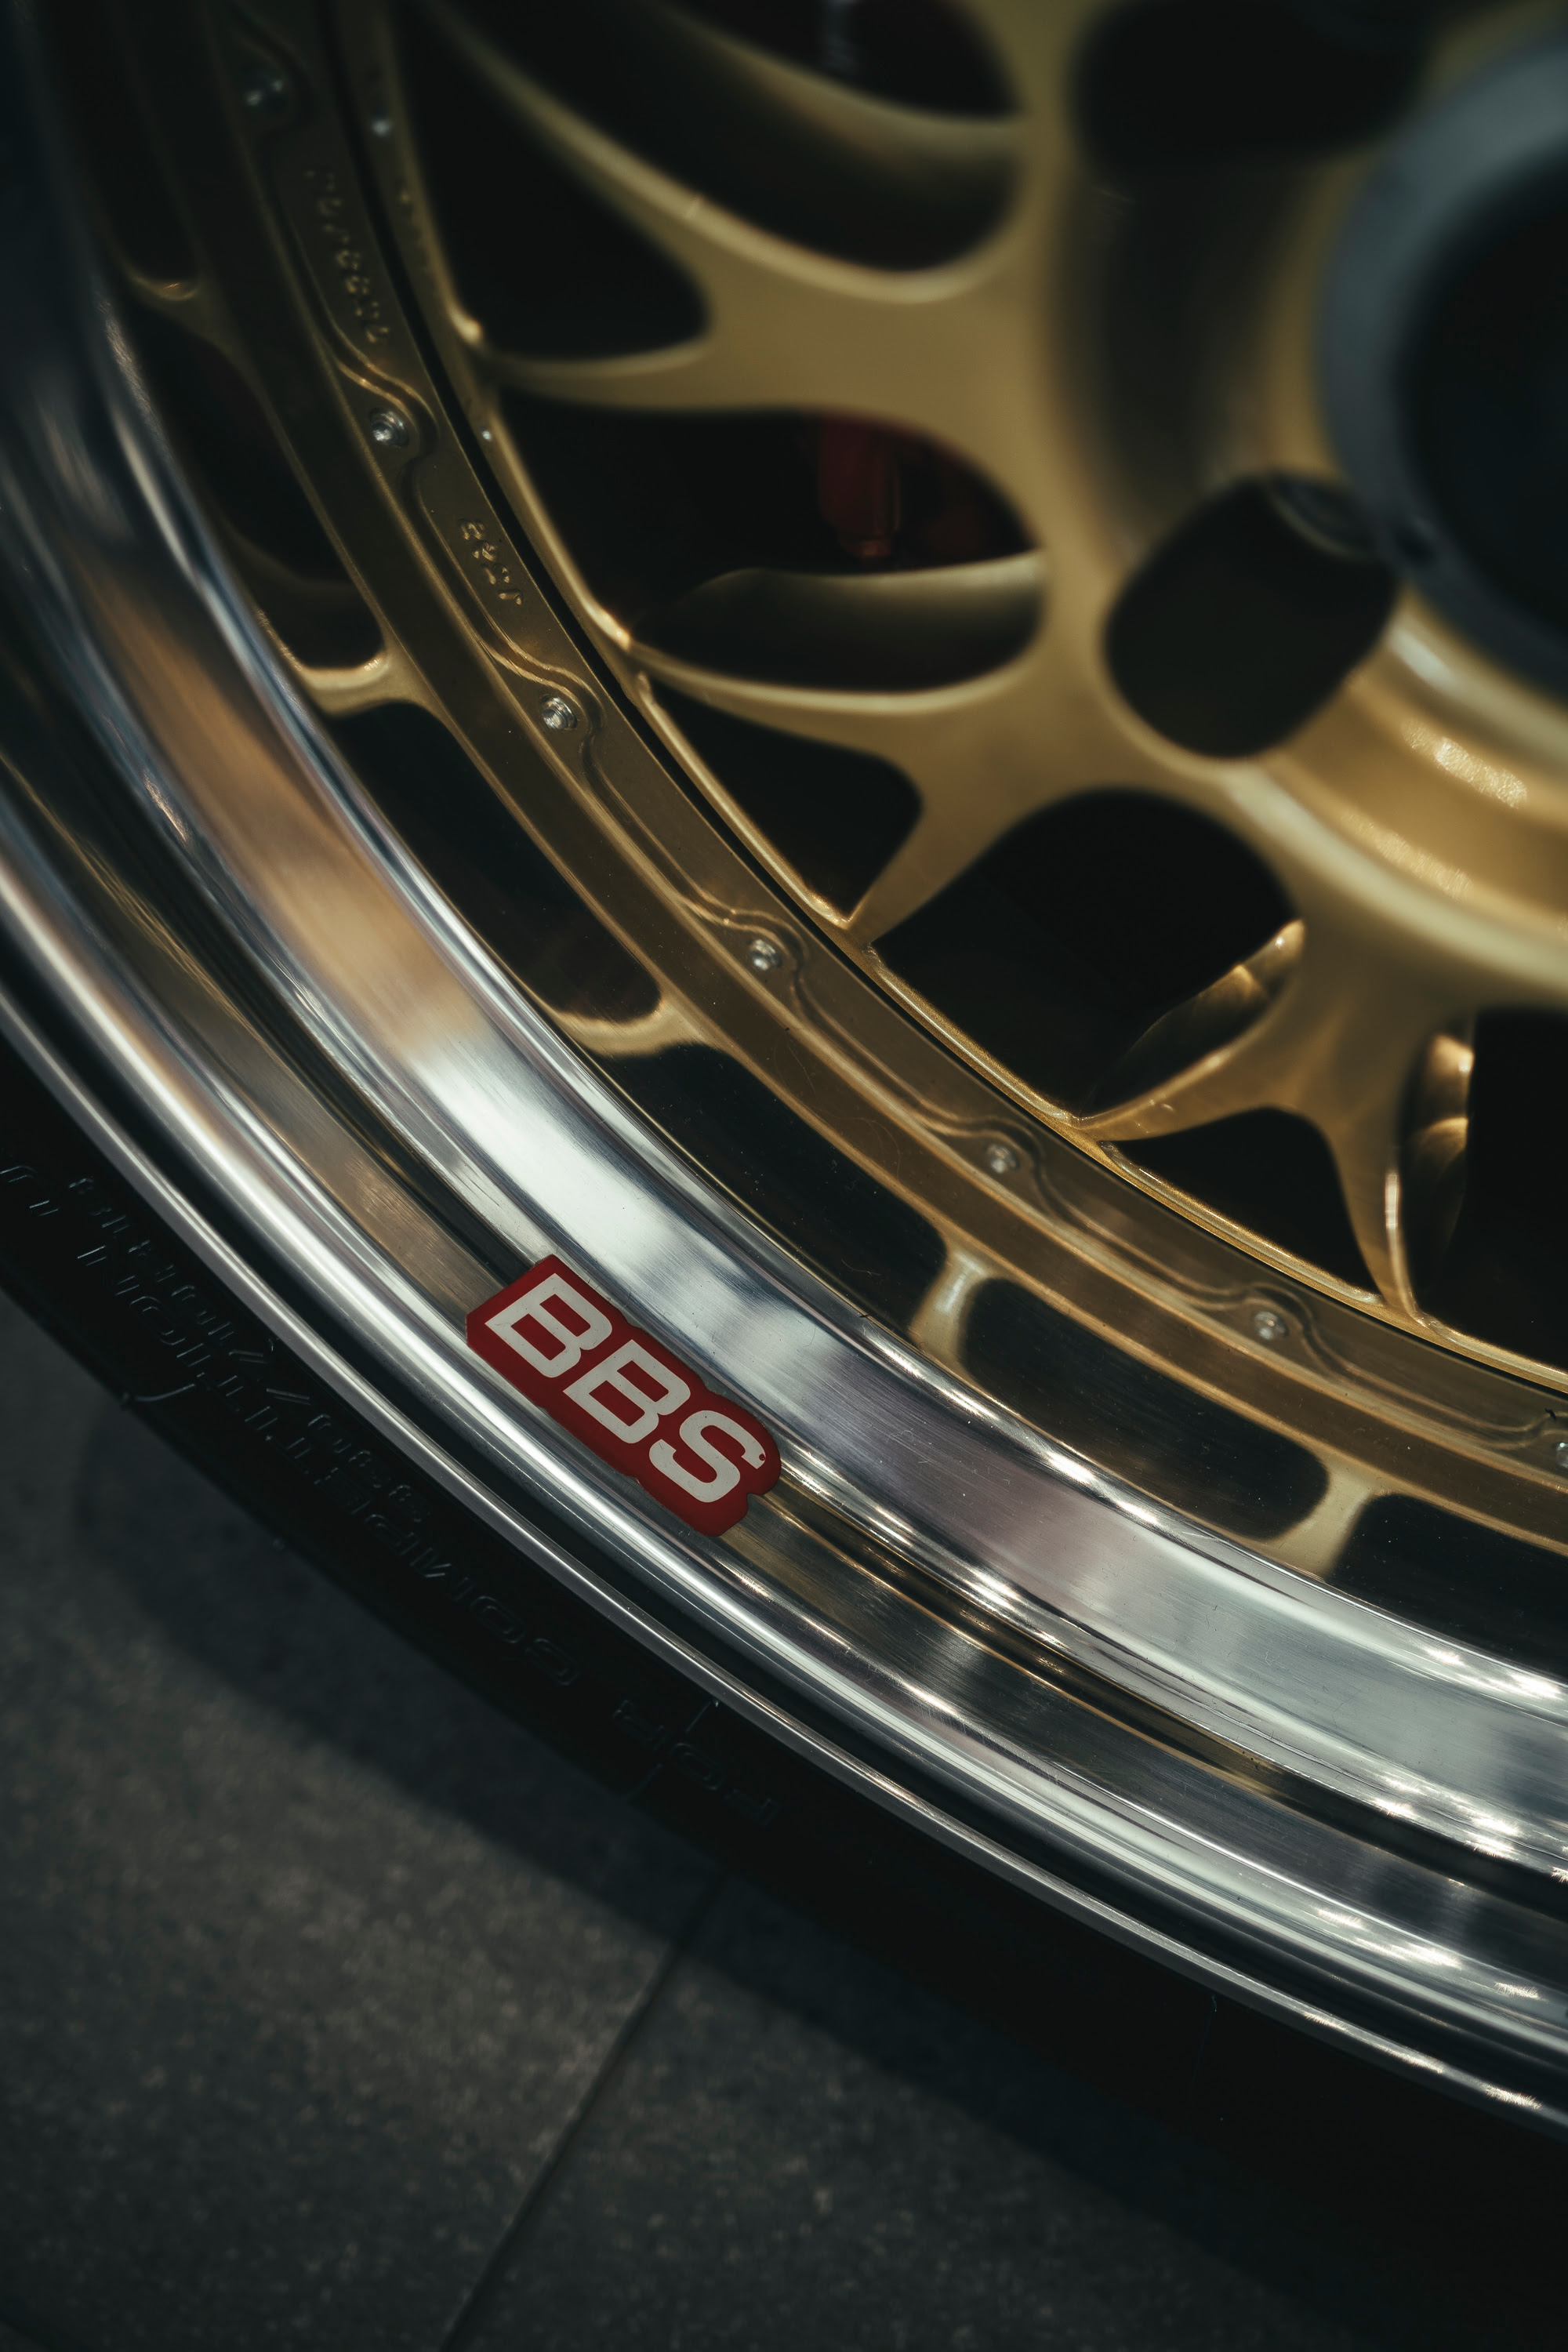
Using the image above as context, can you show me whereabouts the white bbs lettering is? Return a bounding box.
[649,1409,766,1504]
[468,1255,780,1534]
[565,1339,691,1445]
[485,1270,612,1377]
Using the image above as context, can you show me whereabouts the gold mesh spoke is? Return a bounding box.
[631,553,1043,707]
[645,599,1265,953]
[1400,1022,1474,1288]
[844,641,1152,942]
[1084,920,1307,1115]
[146,0,1568,1417]
[437,0,1020,241]
[1081,966,1312,1152]
[274,641,432,720]
[634,656,1029,760]
[1088,935,1452,1311]
[1317,1042,1427,1315]
[445,203,1023,448]
[423,1,1067,482]
[638,647,1038,795]
[907,1241,994,1363]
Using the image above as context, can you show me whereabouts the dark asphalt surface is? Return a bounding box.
[0,1290,1550,2350]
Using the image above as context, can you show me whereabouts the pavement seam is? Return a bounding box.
[438,1862,728,2352]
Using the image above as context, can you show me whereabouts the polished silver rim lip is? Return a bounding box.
[2,0,1566,2124]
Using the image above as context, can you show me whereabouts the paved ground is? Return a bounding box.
[0,1290,1552,2350]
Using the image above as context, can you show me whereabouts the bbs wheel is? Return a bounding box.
[5,0,1568,2126]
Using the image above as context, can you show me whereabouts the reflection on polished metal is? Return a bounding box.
[4,0,1568,2123]
[45,0,1563,1588]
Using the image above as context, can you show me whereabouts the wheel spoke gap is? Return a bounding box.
[1120,1109,1375,1293]
[875,789,1294,1113]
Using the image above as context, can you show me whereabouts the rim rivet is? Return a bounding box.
[239,62,291,118]
[1250,1307,1288,1345]
[746,937,783,975]
[1553,1439,1568,1471]
[539,695,579,733]
[367,409,410,448]
[985,1142,1019,1177]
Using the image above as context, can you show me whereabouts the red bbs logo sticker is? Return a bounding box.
[466,1256,780,1536]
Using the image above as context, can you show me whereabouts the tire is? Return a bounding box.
[0,1018,1217,2114]
[6,0,1568,2136]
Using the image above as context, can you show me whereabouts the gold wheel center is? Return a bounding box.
[57,0,1568,1582]
[366,0,1568,1381]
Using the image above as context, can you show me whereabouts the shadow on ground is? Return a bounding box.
[38,1374,1559,2352]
